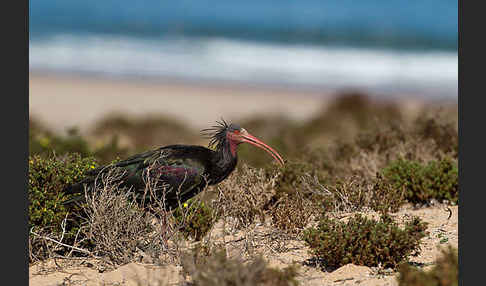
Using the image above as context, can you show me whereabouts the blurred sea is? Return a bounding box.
[29,0,458,98]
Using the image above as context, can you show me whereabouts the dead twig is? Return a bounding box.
[30,228,94,256]
[445,206,453,220]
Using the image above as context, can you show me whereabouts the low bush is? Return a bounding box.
[303,213,428,270]
[381,158,458,205]
[29,153,97,230]
[173,199,217,241]
[28,153,97,261]
[81,169,165,266]
[181,248,299,286]
[370,174,407,213]
[397,246,458,286]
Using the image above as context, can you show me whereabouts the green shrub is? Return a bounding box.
[370,174,407,213]
[181,248,299,286]
[173,199,216,241]
[382,158,458,205]
[29,153,97,261]
[397,246,458,286]
[303,213,428,270]
[29,153,97,230]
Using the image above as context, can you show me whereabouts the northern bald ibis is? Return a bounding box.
[64,119,284,208]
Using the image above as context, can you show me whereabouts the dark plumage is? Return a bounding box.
[63,119,284,209]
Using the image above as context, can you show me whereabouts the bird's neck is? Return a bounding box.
[210,141,238,184]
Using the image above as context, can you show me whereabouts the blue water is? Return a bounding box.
[29,0,458,98]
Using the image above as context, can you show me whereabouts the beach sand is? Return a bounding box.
[29,73,334,134]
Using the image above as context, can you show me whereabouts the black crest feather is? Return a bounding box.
[200,118,230,151]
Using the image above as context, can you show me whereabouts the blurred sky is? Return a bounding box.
[29,0,458,98]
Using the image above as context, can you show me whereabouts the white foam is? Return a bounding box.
[29,34,458,97]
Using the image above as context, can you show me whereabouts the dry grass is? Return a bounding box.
[270,189,316,235]
[29,220,83,264]
[298,174,371,214]
[213,165,278,230]
[81,168,163,266]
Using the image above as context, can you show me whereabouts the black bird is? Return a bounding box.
[64,119,284,208]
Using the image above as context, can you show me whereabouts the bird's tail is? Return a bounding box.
[62,178,93,205]
[62,194,86,205]
[62,164,115,205]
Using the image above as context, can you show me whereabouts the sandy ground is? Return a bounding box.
[29,204,458,286]
[29,74,334,134]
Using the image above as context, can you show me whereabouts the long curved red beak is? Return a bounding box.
[241,133,285,165]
